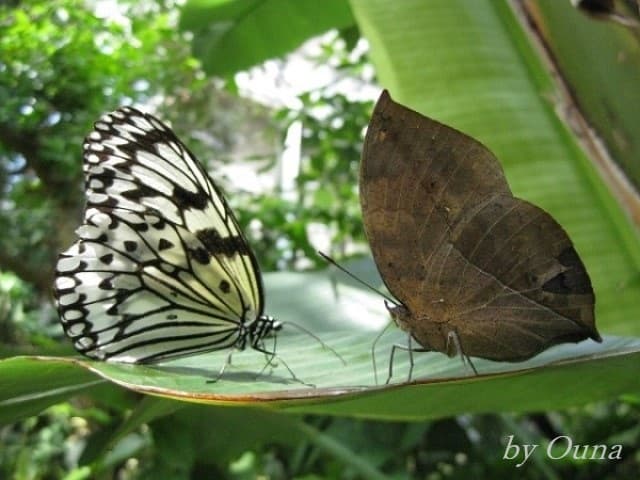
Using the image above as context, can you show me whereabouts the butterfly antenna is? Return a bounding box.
[280,321,346,366]
[317,251,399,306]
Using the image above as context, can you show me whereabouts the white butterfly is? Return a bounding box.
[54,107,280,363]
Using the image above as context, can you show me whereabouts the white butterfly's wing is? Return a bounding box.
[54,107,264,363]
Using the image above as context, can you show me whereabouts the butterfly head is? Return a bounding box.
[384,300,412,332]
[247,315,281,347]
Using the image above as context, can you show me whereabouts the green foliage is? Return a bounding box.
[532,0,640,189]
[180,0,355,76]
[0,273,31,345]
[0,408,76,479]
[0,386,144,480]
[6,399,634,479]
[0,0,202,300]
[234,92,372,270]
[0,0,639,479]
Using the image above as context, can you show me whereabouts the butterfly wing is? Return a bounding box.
[360,91,599,361]
[54,107,264,363]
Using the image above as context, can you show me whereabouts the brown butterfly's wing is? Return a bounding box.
[360,90,600,361]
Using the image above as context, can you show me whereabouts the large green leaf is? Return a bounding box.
[350,0,640,337]
[0,358,106,425]
[180,0,355,75]
[2,272,639,422]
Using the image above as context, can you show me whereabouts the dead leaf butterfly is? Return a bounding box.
[360,90,601,381]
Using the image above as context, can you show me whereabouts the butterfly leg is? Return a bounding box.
[385,334,413,384]
[385,342,413,384]
[446,330,478,375]
[371,320,395,384]
[406,335,415,382]
[205,350,236,383]
[257,337,278,374]
[252,343,315,388]
[385,335,433,384]
[255,339,280,380]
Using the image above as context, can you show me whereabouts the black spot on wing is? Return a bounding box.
[190,246,210,265]
[148,217,165,229]
[124,241,137,252]
[122,184,159,201]
[100,253,114,265]
[196,228,249,257]
[158,238,173,250]
[174,184,208,210]
[132,221,149,232]
[542,247,593,295]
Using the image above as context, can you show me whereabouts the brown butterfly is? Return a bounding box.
[360,90,601,382]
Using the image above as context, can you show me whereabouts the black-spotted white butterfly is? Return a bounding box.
[53,107,281,365]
